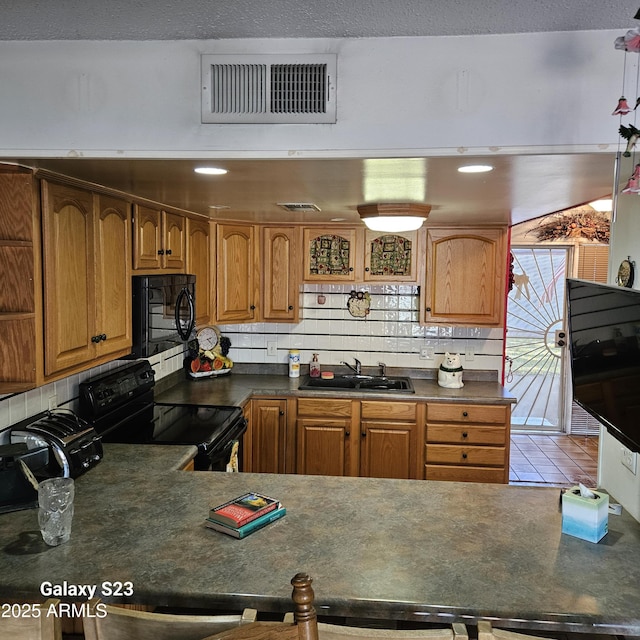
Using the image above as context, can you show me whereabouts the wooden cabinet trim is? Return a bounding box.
[426,424,507,445]
[297,397,353,417]
[426,402,508,424]
[425,464,506,483]
[361,400,416,421]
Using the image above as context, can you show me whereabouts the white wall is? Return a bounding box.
[0,30,623,160]
[598,153,640,521]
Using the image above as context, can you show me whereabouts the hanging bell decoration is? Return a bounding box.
[613,96,632,115]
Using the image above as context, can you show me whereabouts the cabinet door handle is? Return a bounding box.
[462,452,468,460]
[279,411,285,416]
[100,334,107,341]
[345,431,350,437]
[462,431,468,439]
[426,307,431,312]
[462,411,468,417]
[166,249,172,255]
[250,305,256,310]
[158,249,165,255]
[364,267,370,272]
[288,305,293,311]
[91,335,100,343]
[361,432,366,438]
[349,267,354,272]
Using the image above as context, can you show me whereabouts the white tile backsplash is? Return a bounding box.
[218,284,505,374]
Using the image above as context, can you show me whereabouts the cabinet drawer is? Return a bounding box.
[297,397,353,418]
[425,444,506,466]
[427,424,507,445]
[425,464,506,483]
[427,402,508,424]
[361,401,416,421]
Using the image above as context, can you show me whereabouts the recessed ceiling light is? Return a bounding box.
[194,166,228,175]
[457,165,493,174]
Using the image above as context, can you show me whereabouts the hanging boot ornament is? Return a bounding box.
[613,97,632,115]
[622,164,640,194]
[615,27,640,52]
[619,124,640,157]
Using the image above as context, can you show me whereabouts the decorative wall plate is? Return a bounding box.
[616,259,635,288]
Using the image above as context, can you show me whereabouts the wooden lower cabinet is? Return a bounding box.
[296,398,422,479]
[297,398,358,476]
[360,401,423,479]
[425,402,511,483]
[244,398,295,474]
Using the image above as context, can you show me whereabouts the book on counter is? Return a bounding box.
[208,492,281,528]
[205,505,286,539]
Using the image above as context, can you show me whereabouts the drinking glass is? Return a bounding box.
[38,477,74,546]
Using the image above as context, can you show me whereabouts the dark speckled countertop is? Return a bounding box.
[154,370,516,408]
[1,444,639,635]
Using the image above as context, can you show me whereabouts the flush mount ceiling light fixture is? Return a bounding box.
[194,166,228,175]
[357,203,432,232]
[457,164,494,173]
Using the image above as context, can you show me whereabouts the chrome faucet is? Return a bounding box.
[378,362,387,377]
[341,358,362,375]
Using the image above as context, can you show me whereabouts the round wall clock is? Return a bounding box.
[196,326,220,352]
[616,259,635,288]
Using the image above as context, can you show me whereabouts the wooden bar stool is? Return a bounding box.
[0,599,62,640]
[82,601,257,640]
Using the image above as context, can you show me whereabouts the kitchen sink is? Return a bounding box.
[298,375,414,393]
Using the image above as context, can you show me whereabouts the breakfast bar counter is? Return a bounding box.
[1,444,639,636]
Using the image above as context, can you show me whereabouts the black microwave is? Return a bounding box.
[130,274,196,358]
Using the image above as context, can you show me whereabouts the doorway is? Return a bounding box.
[505,246,570,433]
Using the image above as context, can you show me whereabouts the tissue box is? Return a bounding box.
[561,486,609,543]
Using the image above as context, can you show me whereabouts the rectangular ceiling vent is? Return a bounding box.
[277,202,321,212]
[201,54,336,124]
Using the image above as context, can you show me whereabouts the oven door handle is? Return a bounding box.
[175,286,195,341]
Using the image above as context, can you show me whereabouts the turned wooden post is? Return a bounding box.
[291,573,318,640]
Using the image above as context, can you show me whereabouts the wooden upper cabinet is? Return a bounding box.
[164,211,186,270]
[42,182,95,375]
[94,194,132,357]
[363,229,422,282]
[302,227,361,282]
[187,217,214,327]
[132,205,186,271]
[132,205,162,269]
[216,223,260,323]
[263,226,300,322]
[421,226,508,326]
[42,181,132,378]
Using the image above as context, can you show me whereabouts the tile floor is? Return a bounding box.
[509,433,599,487]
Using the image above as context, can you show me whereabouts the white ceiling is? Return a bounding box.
[1,0,638,41]
[6,0,635,225]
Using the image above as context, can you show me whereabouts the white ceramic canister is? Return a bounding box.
[288,349,300,377]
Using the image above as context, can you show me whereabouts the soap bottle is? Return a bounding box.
[310,353,321,378]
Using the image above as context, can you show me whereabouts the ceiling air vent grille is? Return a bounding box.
[277,202,321,212]
[201,54,336,124]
